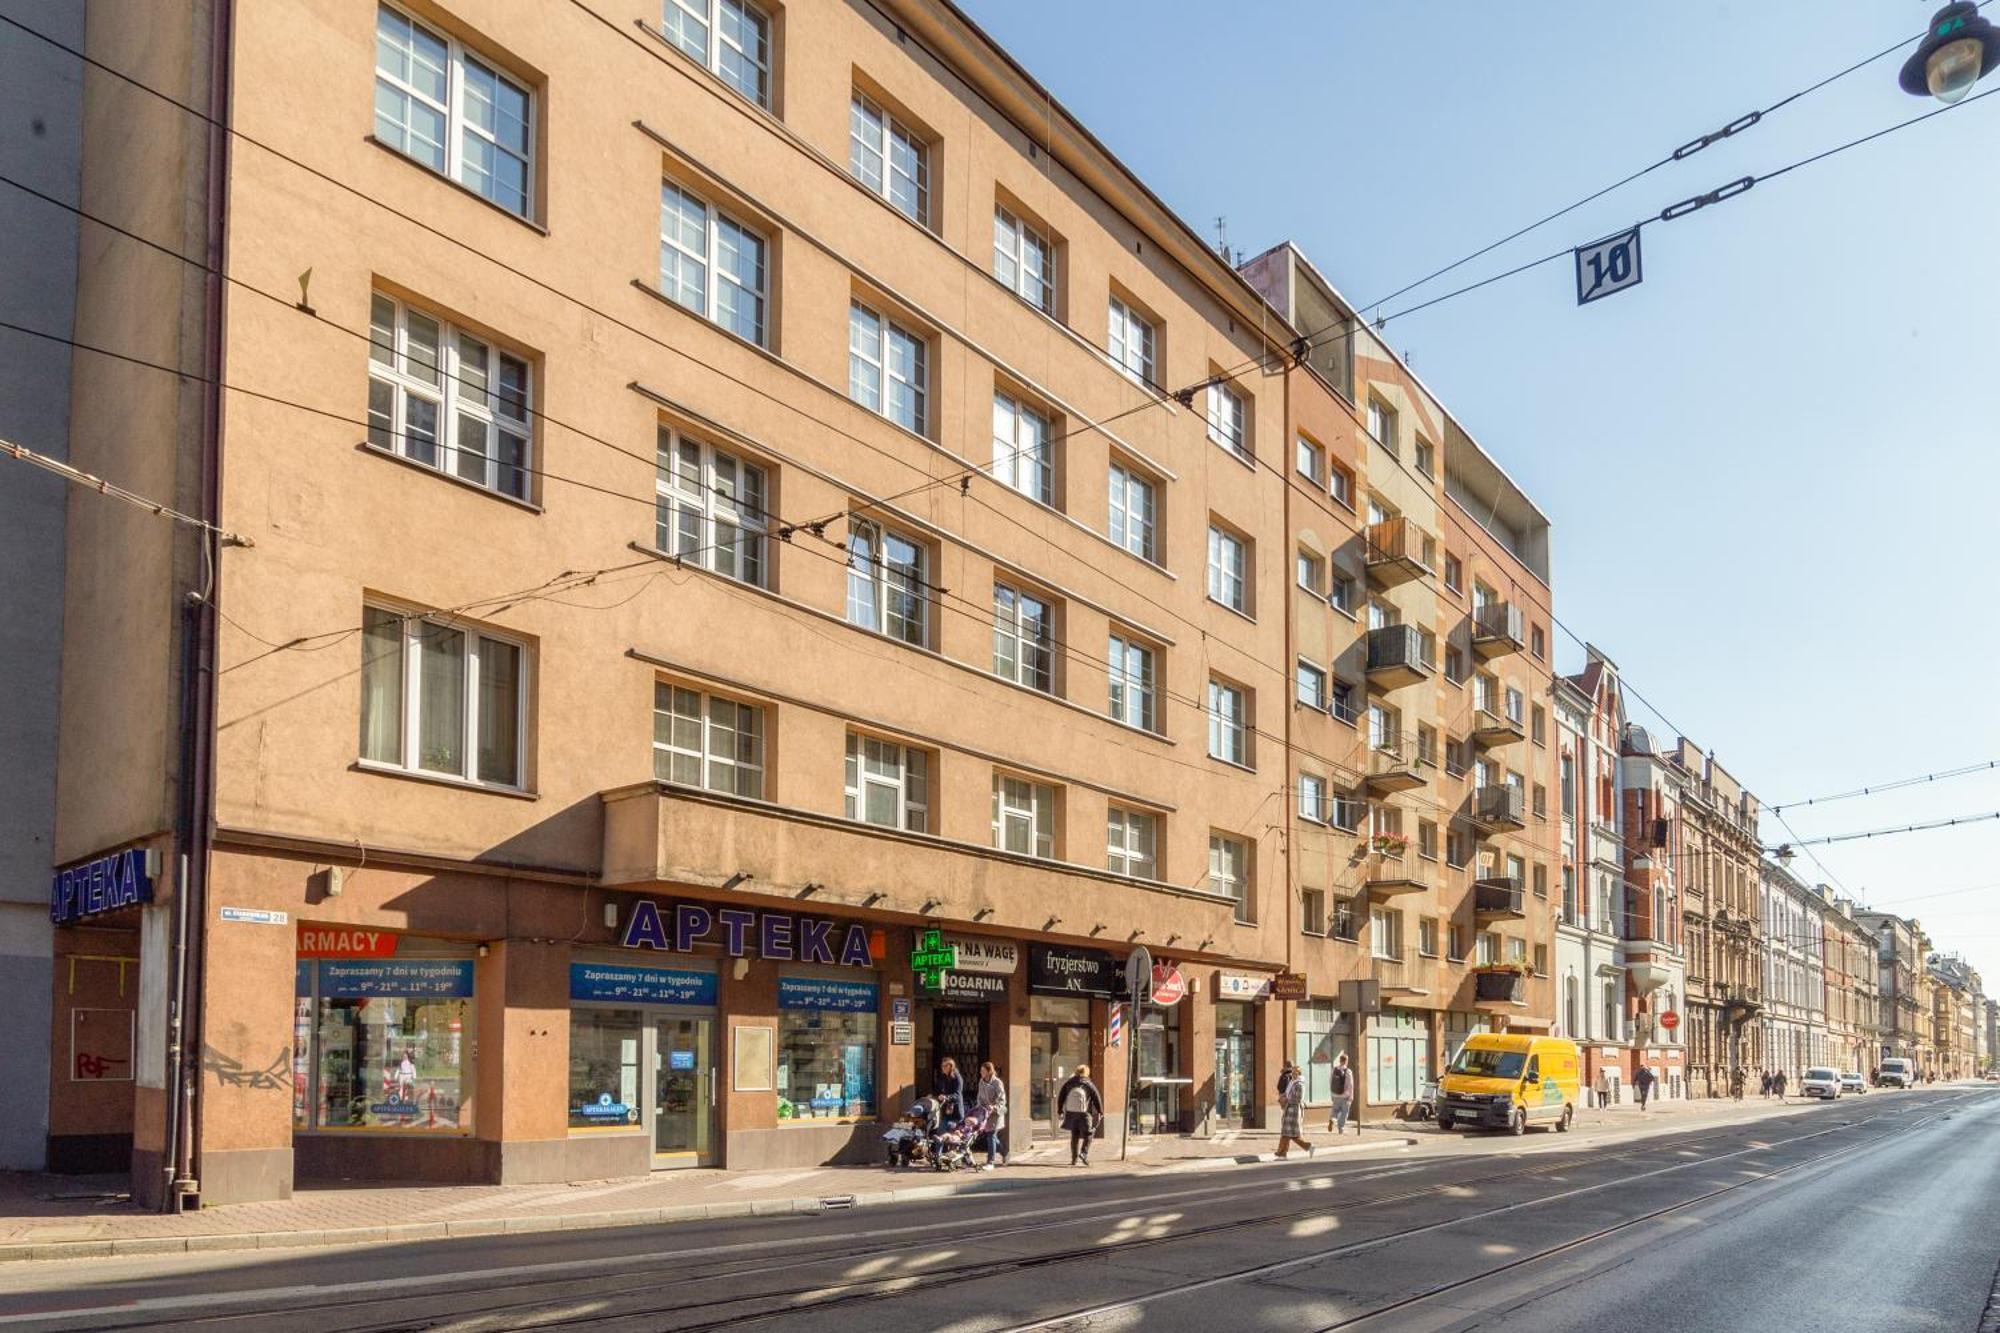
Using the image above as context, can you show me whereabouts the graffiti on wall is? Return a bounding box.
[202,1044,293,1091]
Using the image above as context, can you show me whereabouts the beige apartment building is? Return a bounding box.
[33,0,1562,1208]
[1674,745,1765,1096]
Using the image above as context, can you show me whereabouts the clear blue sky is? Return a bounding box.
[963,1,2000,991]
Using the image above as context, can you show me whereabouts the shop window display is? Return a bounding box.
[775,975,878,1121]
[569,1008,644,1129]
[295,958,475,1133]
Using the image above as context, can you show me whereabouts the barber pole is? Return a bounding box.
[1109,1001,1124,1049]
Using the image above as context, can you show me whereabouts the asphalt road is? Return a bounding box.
[1,1086,1994,1332]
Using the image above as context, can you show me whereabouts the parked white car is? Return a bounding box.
[1839,1072,1866,1095]
[1800,1067,1841,1100]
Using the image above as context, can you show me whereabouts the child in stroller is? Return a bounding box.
[930,1103,992,1173]
[884,1095,941,1168]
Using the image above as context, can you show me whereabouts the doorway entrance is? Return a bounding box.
[652,1013,715,1167]
[1213,1001,1256,1125]
[921,1006,987,1110]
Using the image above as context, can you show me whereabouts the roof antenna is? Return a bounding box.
[1213,215,1230,263]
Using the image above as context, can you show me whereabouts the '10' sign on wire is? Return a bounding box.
[1575,227,1642,305]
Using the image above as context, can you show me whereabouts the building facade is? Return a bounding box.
[1616,725,1688,1097]
[1673,744,1764,1096]
[1859,913,1929,1069]
[1760,860,1825,1078]
[1820,891,1878,1078]
[1552,654,1628,1096]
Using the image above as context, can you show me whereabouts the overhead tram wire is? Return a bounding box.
[1771,759,2000,813]
[0,432,251,546]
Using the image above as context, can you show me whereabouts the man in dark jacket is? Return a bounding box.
[1056,1065,1104,1165]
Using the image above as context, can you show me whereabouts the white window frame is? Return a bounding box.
[655,426,769,587]
[1367,397,1397,452]
[1206,381,1247,459]
[992,582,1054,693]
[664,0,771,107]
[368,293,532,500]
[1296,435,1323,484]
[652,681,765,798]
[992,773,1056,859]
[848,91,928,223]
[992,392,1054,505]
[845,517,928,646]
[1207,525,1247,612]
[844,732,929,832]
[374,5,534,218]
[1329,570,1357,616]
[360,603,528,790]
[1298,773,1327,823]
[1106,807,1158,879]
[1207,678,1248,766]
[1107,462,1158,562]
[1296,549,1324,594]
[848,302,928,434]
[659,180,768,346]
[993,206,1055,313]
[1209,833,1251,923]
[1370,906,1401,960]
[1107,296,1156,385]
[1329,459,1354,508]
[1296,659,1327,710]
[1107,633,1157,732]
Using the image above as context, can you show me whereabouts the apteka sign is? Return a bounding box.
[619,900,874,968]
[50,848,153,925]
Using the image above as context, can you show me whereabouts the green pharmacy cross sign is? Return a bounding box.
[910,929,959,991]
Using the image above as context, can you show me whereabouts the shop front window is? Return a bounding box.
[776,975,878,1121]
[301,959,476,1132]
[1295,1001,1341,1104]
[569,1008,644,1130]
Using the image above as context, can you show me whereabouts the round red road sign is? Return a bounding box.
[1150,963,1186,1006]
[1659,1010,1681,1030]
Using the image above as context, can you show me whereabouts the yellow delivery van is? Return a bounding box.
[1437,1033,1579,1135]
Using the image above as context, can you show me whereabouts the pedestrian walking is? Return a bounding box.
[1056,1065,1103,1166]
[1731,1067,1745,1101]
[1594,1065,1612,1110]
[1633,1064,1655,1111]
[974,1060,1007,1169]
[1275,1063,1314,1158]
[1326,1053,1355,1134]
[1759,1069,1772,1099]
[1773,1069,1788,1101]
[934,1057,965,1120]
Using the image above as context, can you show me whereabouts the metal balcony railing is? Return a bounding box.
[1473,970,1526,1003]
[1473,877,1526,918]
[1365,516,1434,585]
[1471,602,1526,657]
[1471,784,1526,831]
[1365,624,1430,682]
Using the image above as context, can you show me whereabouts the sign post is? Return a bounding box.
[1121,947,1151,1161]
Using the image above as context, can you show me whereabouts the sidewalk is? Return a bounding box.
[0,1090,1850,1264]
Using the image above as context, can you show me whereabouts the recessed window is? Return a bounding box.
[992,773,1056,859]
[848,91,927,223]
[653,681,764,797]
[845,518,927,646]
[1301,888,1326,936]
[1443,553,1463,593]
[992,582,1054,693]
[1207,678,1248,766]
[655,427,768,587]
[1444,644,1467,684]
[1296,435,1324,484]
[1296,659,1327,710]
[1107,297,1155,385]
[1296,548,1324,594]
[1107,807,1159,879]
[360,603,526,788]
[664,0,771,107]
[848,302,928,434]
[1329,459,1354,508]
[1531,704,1547,746]
[1331,678,1359,727]
[1107,462,1158,562]
[1370,907,1401,960]
[374,5,533,218]
[1207,525,1247,613]
[992,392,1054,505]
[367,293,531,500]
[1107,633,1157,732]
[1367,397,1397,453]
[1206,381,1247,460]
[1209,833,1251,923]
[659,181,768,346]
[1299,773,1327,823]
[1329,570,1357,617]
[845,733,928,832]
[1414,437,1435,477]
[1531,623,1547,659]
[993,207,1055,313]
[1418,918,1439,957]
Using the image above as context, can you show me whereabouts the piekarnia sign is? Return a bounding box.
[620,900,875,968]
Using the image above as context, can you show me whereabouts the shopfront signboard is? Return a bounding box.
[620,900,873,968]
[910,929,959,990]
[1149,963,1186,1006]
[777,976,879,1013]
[49,848,154,925]
[1217,972,1272,1001]
[569,962,717,1006]
[1271,972,1309,1001]
[298,925,399,958]
[941,935,1018,975]
[319,959,475,999]
[937,971,1007,1004]
[1028,945,1117,998]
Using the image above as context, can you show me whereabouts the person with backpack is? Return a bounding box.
[1326,1053,1355,1134]
[1632,1063,1656,1111]
[1055,1065,1103,1166]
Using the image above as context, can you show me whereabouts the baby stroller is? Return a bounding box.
[884,1096,943,1168]
[930,1103,992,1172]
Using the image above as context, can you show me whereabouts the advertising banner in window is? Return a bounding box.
[569,963,716,1007]
[320,960,475,998]
[777,976,879,1013]
[298,958,476,1132]
[1028,945,1116,997]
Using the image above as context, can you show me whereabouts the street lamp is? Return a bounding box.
[1900,2,2000,103]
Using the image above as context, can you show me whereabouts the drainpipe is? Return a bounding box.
[162,0,234,1213]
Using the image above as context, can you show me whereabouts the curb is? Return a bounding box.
[1157,1135,1419,1171]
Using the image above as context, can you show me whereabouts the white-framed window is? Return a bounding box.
[664,0,770,107]
[652,681,764,797]
[1297,549,1324,594]
[1107,634,1156,732]
[654,427,768,586]
[992,773,1056,858]
[1296,659,1327,710]
[848,302,927,434]
[1107,297,1155,385]
[1329,459,1354,508]
[1299,773,1327,823]
[374,5,533,218]
[1505,686,1526,725]
[1207,678,1248,766]
[1296,435,1324,484]
[993,206,1054,313]
[993,582,1054,693]
[1330,794,1364,832]
[1478,931,1501,966]
[1366,396,1396,452]
[1207,525,1247,612]
[1209,833,1251,923]
[992,392,1053,504]
[1370,906,1401,959]
[848,91,927,223]
[1206,381,1247,459]
[1414,437,1435,477]
[1107,463,1158,562]
[845,518,927,646]
[1419,918,1439,957]
[1331,677,1359,726]
[360,603,527,788]
[1107,807,1158,879]
[844,732,928,832]
[367,293,531,500]
[659,181,768,346]
[1301,888,1326,936]
[1329,570,1357,616]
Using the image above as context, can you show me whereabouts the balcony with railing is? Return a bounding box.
[1362,729,1425,795]
[1365,516,1434,588]
[1469,784,1526,834]
[1372,945,1428,996]
[1471,603,1526,659]
[1472,967,1528,1006]
[1473,876,1526,921]
[1365,624,1430,689]
[1364,844,1428,898]
[1469,703,1525,748]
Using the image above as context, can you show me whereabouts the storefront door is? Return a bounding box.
[1213,1001,1255,1125]
[1030,1021,1091,1129]
[928,1007,987,1108]
[652,1014,714,1167]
